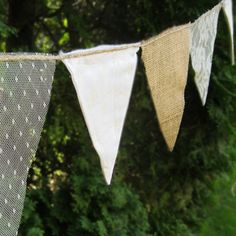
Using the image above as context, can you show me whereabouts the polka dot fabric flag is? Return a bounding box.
[0,58,55,236]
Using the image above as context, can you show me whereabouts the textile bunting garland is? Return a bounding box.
[190,4,221,106]
[61,45,139,185]
[0,0,234,234]
[141,24,191,151]
[222,0,235,65]
[0,58,55,235]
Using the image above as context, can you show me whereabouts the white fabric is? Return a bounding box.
[190,4,221,105]
[61,45,139,185]
[222,0,235,65]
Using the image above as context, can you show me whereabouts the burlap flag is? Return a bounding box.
[222,0,235,65]
[0,58,55,236]
[61,45,139,185]
[141,24,191,151]
[190,4,222,105]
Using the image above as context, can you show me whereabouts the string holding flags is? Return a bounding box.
[0,0,234,235]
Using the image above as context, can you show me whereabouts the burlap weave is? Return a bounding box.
[141,24,191,151]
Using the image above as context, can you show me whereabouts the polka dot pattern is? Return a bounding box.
[0,60,55,235]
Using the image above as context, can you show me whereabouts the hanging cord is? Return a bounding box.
[0,0,224,62]
[0,42,141,61]
[0,22,192,62]
[0,22,193,62]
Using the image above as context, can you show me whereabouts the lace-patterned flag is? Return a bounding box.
[222,0,235,65]
[141,24,191,151]
[61,45,139,185]
[190,4,222,105]
[0,57,55,236]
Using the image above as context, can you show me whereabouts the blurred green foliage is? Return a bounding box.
[0,0,235,235]
[199,168,236,235]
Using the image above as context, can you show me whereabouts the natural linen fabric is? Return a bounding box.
[222,0,235,65]
[141,24,191,151]
[61,45,139,185]
[190,4,221,105]
[0,58,55,236]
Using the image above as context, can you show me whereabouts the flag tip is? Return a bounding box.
[103,167,114,185]
[100,156,117,185]
[165,135,178,152]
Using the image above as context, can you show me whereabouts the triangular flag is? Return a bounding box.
[190,4,221,105]
[61,45,139,185]
[141,24,191,151]
[222,0,235,65]
[0,58,55,235]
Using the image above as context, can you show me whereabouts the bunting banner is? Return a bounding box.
[222,0,235,65]
[0,58,55,235]
[0,1,234,234]
[61,45,139,185]
[190,4,221,105]
[141,24,191,151]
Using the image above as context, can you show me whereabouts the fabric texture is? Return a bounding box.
[0,58,55,236]
[141,24,191,151]
[222,0,235,65]
[61,45,139,185]
[190,4,221,105]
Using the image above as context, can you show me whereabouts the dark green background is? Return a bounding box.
[0,0,236,235]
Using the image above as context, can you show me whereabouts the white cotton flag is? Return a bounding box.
[222,0,235,65]
[61,45,139,185]
[190,4,221,105]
